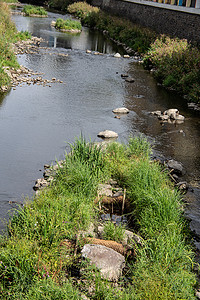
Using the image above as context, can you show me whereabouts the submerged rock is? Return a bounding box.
[167,159,184,175]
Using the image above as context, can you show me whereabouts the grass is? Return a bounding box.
[0,2,31,91]
[0,136,197,299]
[22,5,48,17]
[55,18,82,32]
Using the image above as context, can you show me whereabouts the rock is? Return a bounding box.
[98,184,113,197]
[121,74,129,78]
[196,291,200,299]
[112,107,129,114]
[123,54,130,58]
[158,115,169,121]
[51,21,56,27]
[176,181,188,192]
[151,111,162,117]
[125,77,135,83]
[163,109,179,119]
[81,244,125,281]
[114,53,121,58]
[167,159,183,175]
[176,114,185,121]
[86,49,92,54]
[114,116,121,119]
[97,130,118,139]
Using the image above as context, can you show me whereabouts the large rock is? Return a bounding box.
[163,109,179,119]
[81,244,125,281]
[167,159,183,175]
[112,107,129,114]
[114,53,121,58]
[97,130,118,139]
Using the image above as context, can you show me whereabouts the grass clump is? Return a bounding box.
[0,136,197,299]
[55,18,82,32]
[22,5,48,17]
[143,35,200,102]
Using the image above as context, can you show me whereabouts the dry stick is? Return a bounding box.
[122,188,126,215]
[74,232,79,257]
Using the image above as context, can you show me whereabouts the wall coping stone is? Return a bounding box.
[122,0,200,15]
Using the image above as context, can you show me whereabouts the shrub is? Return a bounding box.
[55,18,82,31]
[22,5,48,16]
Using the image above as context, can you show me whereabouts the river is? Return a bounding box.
[0,7,200,249]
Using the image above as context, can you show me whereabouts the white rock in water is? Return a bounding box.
[123,54,130,58]
[112,107,129,114]
[51,21,56,27]
[176,114,185,121]
[163,109,179,119]
[114,53,121,58]
[97,130,118,138]
[86,49,92,53]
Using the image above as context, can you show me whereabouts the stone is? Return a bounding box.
[51,21,56,27]
[176,181,188,192]
[121,74,129,78]
[98,184,113,197]
[158,115,169,121]
[123,54,130,58]
[196,291,200,299]
[176,114,185,121]
[151,110,162,116]
[112,107,129,114]
[114,53,121,58]
[97,130,118,139]
[86,49,92,53]
[163,109,179,119]
[81,244,125,281]
[167,159,183,175]
[125,77,135,83]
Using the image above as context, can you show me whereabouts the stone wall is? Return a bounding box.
[91,0,200,44]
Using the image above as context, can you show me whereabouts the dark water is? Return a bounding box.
[0,8,200,248]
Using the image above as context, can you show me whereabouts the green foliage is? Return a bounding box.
[0,136,197,298]
[67,2,156,54]
[55,18,82,31]
[22,5,47,16]
[144,35,200,102]
[102,221,125,243]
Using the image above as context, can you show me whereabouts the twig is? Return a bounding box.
[122,188,126,215]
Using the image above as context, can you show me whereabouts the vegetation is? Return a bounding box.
[67,2,200,103]
[0,2,31,91]
[55,18,82,32]
[0,136,197,299]
[22,5,48,17]
[143,36,200,103]
[67,2,156,54]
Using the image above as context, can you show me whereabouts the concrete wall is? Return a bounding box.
[91,0,200,44]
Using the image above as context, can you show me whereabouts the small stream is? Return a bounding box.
[0,7,200,249]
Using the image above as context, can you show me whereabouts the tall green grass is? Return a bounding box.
[22,5,48,17]
[0,136,197,299]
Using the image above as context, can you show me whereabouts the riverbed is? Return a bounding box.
[0,7,200,248]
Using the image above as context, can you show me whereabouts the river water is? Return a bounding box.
[0,8,200,248]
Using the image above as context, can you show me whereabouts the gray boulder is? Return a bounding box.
[167,159,183,175]
[81,244,125,281]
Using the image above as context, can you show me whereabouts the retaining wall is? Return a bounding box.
[91,0,200,44]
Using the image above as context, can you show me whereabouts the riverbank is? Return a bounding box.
[67,2,200,103]
[0,2,31,92]
[0,137,198,299]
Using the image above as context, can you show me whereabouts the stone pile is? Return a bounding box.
[151,108,185,124]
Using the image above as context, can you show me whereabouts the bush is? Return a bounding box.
[55,18,82,31]
[143,35,200,102]
[22,5,47,16]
